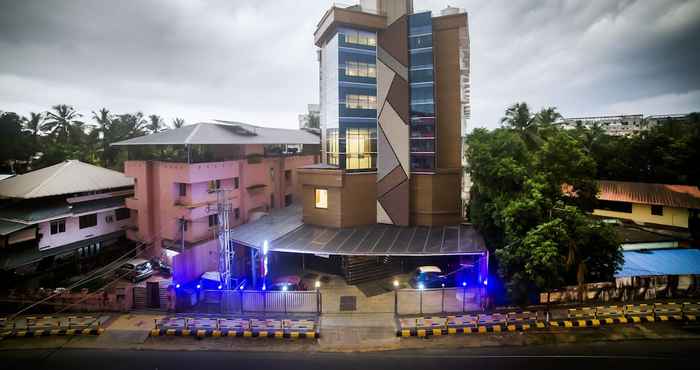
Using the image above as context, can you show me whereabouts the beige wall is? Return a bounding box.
[593,203,690,228]
[300,169,377,228]
[410,171,461,226]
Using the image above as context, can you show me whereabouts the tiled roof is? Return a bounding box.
[0,160,133,199]
[111,121,320,146]
[598,180,700,209]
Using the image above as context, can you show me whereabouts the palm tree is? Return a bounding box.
[501,102,543,148]
[42,104,83,144]
[501,102,533,130]
[23,112,44,138]
[533,107,563,126]
[148,114,163,133]
[92,108,112,132]
[172,117,186,128]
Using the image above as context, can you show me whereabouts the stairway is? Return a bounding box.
[343,256,402,285]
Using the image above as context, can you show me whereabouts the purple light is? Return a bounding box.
[483,279,488,286]
[461,282,466,287]
[239,284,245,290]
[262,284,266,291]
[217,285,222,290]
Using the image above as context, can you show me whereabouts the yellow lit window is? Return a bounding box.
[315,189,328,209]
[345,94,377,110]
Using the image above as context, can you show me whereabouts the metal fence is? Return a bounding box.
[396,287,482,315]
[196,290,320,314]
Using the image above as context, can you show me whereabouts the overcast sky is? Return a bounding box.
[1,0,699,131]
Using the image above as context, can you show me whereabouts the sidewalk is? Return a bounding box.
[2,310,700,353]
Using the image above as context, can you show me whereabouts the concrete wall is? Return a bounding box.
[593,203,689,228]
[37,208,134,251]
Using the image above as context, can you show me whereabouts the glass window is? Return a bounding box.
[178,183,187,196]
[345,94,376,110]
[410,51,433,67]
[115,208,130,221]
[409,34,432,49]
[207,179,220,193]
[411,103,435,116]
[411,155,435,171]
[344,30,376,46]
[411,85,434,103]
[234,208,240,219]
[410,139,435,153]
[345,128,376,170]
[234,177,239,189]
[598,200,632,213]
[79,214,97,229]
[651,205,664,216]
[208,214,219,227]
[50,219,66,235]
[410,69,433,83]
[315,189,328,209]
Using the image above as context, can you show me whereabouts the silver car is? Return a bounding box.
[119,258,154,283]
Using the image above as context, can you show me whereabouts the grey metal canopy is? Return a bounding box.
[228,205,487,256]
[111,121,320,146]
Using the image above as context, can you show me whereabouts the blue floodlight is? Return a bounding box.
[441,283,445,288]
[262,240,269,255]
[175,283,181,289]
[462,282,467,287]
[239,284,245,290]
[483,279,488,286]
[282,285,288,292]
[418,282,425,290]
[196,284,201,289]
[262,283,266,291]
[218,284,222,290]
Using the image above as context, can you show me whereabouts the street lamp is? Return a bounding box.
[462,282,467,312]
[315,280,322,314]
[315,280,321,290]
[393,279,400,315]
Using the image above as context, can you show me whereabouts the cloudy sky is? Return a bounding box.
[1,0,699,131]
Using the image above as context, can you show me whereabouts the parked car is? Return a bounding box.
[269,275,306,291]
[409,266,455,289]
[119,258,154,283]
[150,257,172,276]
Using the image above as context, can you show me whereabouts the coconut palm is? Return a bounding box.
[42,104,83,143]
[172,117,186,128]
[533,107,563,126]
[501,102,543,148]
[148,114,163,133]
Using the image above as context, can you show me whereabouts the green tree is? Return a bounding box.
[148,114,163,133]
[532,107,562,126]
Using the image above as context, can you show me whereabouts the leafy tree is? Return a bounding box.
[533,107,562,126]
[0,112,33,172]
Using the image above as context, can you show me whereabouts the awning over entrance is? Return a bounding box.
[228,204,487,256]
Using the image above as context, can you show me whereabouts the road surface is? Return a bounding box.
[0,339,698,370]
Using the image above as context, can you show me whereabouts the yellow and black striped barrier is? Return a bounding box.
[1,328,104,338]
[397,323,541,337]
[149,328,319,339]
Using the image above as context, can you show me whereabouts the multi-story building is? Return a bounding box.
[298,104,321,130]
[112,121,320,283]
[311,0,471,227]
[0,160,135,281]
[559,115,646,136]
[221,0,485,291]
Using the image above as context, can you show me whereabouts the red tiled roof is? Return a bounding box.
[598,180,700,209]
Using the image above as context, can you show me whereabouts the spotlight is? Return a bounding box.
[462,282,466,287]
[418,282,425,290]
[314,280,321,289]
[175,283,181,289]
[282,285,288,292]
[393,279,399,288]
[196,284,201,289]
[483,279,488,286]
[217,285,222,290]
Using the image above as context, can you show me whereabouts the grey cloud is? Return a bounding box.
[0,0,698,130]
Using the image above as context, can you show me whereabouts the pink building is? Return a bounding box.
[112,121,320,283]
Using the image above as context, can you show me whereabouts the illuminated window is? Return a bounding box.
[345,94,376,109]
[315,189,328,209]
[346,61,377,78]
[344,31,376,46]
[346,128,376,170]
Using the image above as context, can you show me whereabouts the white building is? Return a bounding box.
[0,160,135,275]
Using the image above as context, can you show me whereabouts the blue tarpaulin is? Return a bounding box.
[616,248,700,277]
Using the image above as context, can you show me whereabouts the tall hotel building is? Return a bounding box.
[303,0,470,227]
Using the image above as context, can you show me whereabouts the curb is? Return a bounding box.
[1,328,104,338]
[396,323,542,337]
[150,328,319,339]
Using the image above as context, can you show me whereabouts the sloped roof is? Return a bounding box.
[598,180,700,209]
[111,121,320,146]
[0,160,134,199]
[228,204,487,256]
[617,249,700,277]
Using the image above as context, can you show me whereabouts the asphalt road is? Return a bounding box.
[1,339,698,370]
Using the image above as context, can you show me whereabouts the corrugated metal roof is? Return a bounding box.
[228,204,487,256]
[616,249,700,277]
[598,180,700,209]
[0,160,133,199]
[0,196,126,224]
[111,121,320,146]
